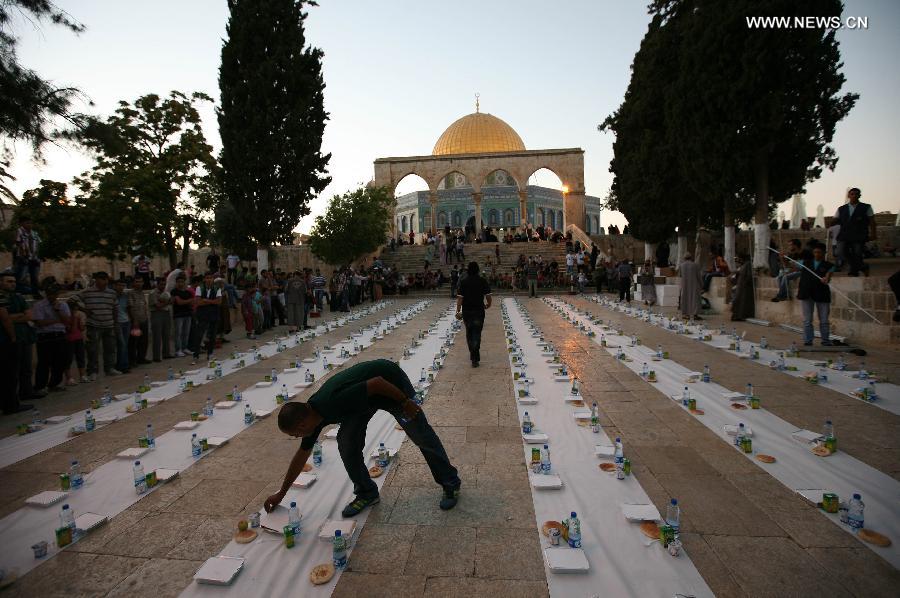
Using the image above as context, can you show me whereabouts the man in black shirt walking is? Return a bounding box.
[456,261,492,367]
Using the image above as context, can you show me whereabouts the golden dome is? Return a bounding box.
[432,112,525,156]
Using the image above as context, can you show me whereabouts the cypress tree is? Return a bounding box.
[217,0,331,253]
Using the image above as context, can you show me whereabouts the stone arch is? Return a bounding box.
[526,166,565,189]
[452,211,462,227]
[437,170,472,190]
[488,209,499,226]
[503,208,515,226]
[401,215,408,233]
[438,210,448,228]
[480,168,519,189]
[394,172,430,196]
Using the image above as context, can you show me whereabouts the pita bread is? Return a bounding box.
[234,528,257,544]
[755,454,776,464]
[731,403,747,410]
[309,563,335,585]
[599,463,616,472]
[639,521,660,540]
[689,409,705,415]
[302,463,314,472]
[858,529,891,547]
[811,445,832,457]
[368,465,384,478]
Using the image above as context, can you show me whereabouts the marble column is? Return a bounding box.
[517,190,528,229]
[472,192,483,236]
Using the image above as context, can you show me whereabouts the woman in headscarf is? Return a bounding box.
[639,260,657,306]
[730,254,756,321]
[678,253,702,318]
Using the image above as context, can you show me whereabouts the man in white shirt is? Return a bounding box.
[565,251,575,279]
[164,262,185,293]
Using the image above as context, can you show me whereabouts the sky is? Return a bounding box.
[6,0,900,234]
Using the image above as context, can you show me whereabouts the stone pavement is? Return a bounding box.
[333,305,548,598]
[528,296,899,596]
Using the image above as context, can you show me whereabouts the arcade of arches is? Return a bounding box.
[373,108,603,238]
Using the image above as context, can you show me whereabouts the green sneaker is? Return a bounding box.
[439,486,460,510]
[341,495,380,517]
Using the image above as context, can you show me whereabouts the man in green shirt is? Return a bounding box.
[266,359,461,516]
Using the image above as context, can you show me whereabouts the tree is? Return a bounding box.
[2,179,81,260]
[1,1,88,203]
[217,0,331,256]
[72,91,219,267]
[308,186,393,266]
[658,0,857,268]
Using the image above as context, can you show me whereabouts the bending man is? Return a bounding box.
[266,359,460,516]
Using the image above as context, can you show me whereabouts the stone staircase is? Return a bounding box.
[379,241,571,278]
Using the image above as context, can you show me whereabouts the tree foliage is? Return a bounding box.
[308,186,393,266]
[217,0,331,250]
[70,91,219,267]
[0,1,88,203]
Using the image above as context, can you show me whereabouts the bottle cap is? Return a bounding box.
[853,493,861,500]
[62,504,69,509]
[671,498,678,505]
[335,530,341,537]
[290,501,297,507]
[135,460,140,465]
[826,419,832,424]
[616,437,621,442]
[72,460,78,465]
[571,511,577,517]
[192,433,197,437]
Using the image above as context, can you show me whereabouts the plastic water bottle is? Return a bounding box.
[133,460,147,494]
[571,377,580,395]
[818,367,828,383]
[681,387,691,407]
[233,385,241,401]
[522,412,532,435]
[540,444,551,474]
[31,408,41,426]
[836,355,845,370]
[760,336,768,349]
[84,410,95,432]
[867,381,878,401]
[70,460,83,489]
[244,404,253,425]
[281,384,288,400]
[420,368,426,382]
[377,443,389,468]
[191,433,202,458]
[167,367,174,381]
[777,353,786,370]
[146,423,155,449]
[567,512,582,548]
[858,362,868,379]
[143,374,150,388]
[103,386,112,404]
[614,438,624,480]
[734,423,746,447]
[666,498,681,536]
[333,530,348,569]
[305,369,314,383]
[847,493,864,529]
[823,419,834,442]
[746,383,754,399]
[641,362,649,378]
[288,501,301,536]
[702,364,710,383]
[215,363,223,378]
[312,441,323,466]
[133,391,142,410]
[270,368,278,383]
[60,503,76,531]
[205,397,214,417]
[590,402,600,433]
[656,344,663,359]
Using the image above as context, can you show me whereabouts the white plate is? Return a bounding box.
[572,411,592,420]
[621,503,661,522]
[114,393,132,401]
[215,401,237,409]
[75,512,108,532]
[174,421,199,430]
[259,505,301,534]
[294,382,313,389]
[45,415,71,425]
[553,376,570,382]
[254,409,274,419]
[292,473,318,488]
[369,446,399,459]
[723,424,753,437]
[517,397,538,406]
[117,447,149,459]
[522,433,549,444]
[95,415,119,426]
[722,391,747,401]
[302,357,317,363]
[194,556,245,585]
[150,381,167,388]
[317,518,356,540]
[184,369,202,375]
[544,547,589,573]
[283,367,298,373]
[530,474,563,489]
[207,436,228,448]
[795,488,828,504]
[147,396,166,405]
[25,490,68,507]
[595,445,615,458]
[792,429,823,444]
[255,381,273,388]
[564,396,585,404]
[157,468,180,482]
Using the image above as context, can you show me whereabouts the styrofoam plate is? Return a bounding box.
[621,503,661,522]
[595,445,615,458]
[255,381,273,388]
[553,376,570,382]
[25,490,68,507]
[294,382,313,388]
[302,357,317,363]
[45,415,71,424]
[95,415,119,426]
[317,518,356,540]
[147,396,166,405]
[723,425,753,437]
[723,392,747,401]
[292,473,318,488]
[572,411,592,420]
[117,447,149,459]
[565,396,584,404]
[194,556,245,585]
[284,367,298,373]
[185,369,202,375]
[155,468,179,483]
[254,409,274,419]
[517,397,538,406]
[114,394,132,401]
[792,429,823,444]
[522,433,549,444]
[75,512,108,532]
[530,474,563,489]
[207,436,228,448]
[174,421,199,430]
[259,505,300,534]
[544,547,589,573]
[325,427,339,439]
[215,401,237,409]
[150,381,167,388]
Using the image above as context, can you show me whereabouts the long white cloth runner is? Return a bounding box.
[178,304,459,597]
[549,298,900,569]
[0,301,435,580]
[503,299,714,598]
[589,296,900,416]
[0,302,394,470]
